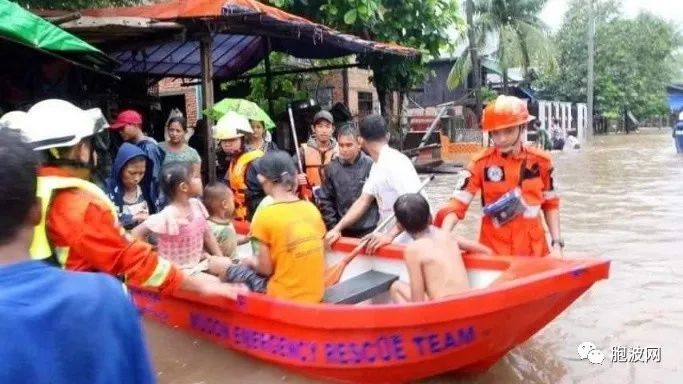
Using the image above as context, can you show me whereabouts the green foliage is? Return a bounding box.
[447,0,554,90]
[12,0,141,10]
[266,0,463,113]
[480,86,498,102]
[222,53,319,117]
[535,0,680,119]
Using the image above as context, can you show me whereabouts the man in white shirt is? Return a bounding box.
[324,114,425,252]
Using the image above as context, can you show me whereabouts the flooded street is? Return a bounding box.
[145,130,682,383]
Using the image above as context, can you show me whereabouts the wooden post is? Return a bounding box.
[200,34,216,183]
[586,0,595,141]
[466,0,482,123]
[342,67,349,106]
[264,38,275,117]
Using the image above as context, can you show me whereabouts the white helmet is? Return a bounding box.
[1,99,109,151]
[0,110,29,131]
[213,111,252,140]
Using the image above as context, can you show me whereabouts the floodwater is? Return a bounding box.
[145,129,682,383]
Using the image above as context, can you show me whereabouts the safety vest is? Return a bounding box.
[31,176,119,265]
[302,143,337,186]
[228,149,264,221]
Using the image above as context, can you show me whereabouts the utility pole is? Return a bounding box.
[586,0,595,142]
[466,0,482,124]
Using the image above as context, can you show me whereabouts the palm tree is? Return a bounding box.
[447,0,555,92]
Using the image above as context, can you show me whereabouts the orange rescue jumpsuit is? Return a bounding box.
[41,166,183,294]
[434,146,560,257]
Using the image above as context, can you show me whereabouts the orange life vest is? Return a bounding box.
[302,143,338,186]
[228,149,264,221]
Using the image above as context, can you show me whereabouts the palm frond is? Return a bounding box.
[447,50,473,90]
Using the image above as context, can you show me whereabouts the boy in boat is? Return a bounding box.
[389,193,481,303]
[202,182,250,261]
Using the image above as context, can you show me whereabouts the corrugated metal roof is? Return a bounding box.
[113,34,266,78]
[77,0,419,79]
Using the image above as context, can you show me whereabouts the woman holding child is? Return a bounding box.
[209,151,326,304]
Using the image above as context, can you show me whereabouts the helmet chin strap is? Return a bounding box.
[496,127,524,154]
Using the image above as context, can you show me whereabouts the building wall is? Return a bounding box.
[153,67,399,131]
[319,67,387,118]
[409,59,468,108]
[153,78,200,128]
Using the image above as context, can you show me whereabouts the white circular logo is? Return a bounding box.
[486,166,503,182]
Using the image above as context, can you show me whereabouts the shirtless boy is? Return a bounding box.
[389,193,480,303]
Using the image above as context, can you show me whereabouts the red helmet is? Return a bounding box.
[481,95,535,132]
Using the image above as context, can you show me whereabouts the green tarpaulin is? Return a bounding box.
[0,0,115,74]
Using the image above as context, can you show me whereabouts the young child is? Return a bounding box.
[202,182,249,262]
[106,143,155,230]
[208,151,326,304]
[389,193,483,304]
[132,162,223,273]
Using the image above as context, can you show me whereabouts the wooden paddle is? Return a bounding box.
[323,174,436,287]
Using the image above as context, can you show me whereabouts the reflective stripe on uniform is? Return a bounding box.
[31,176,118,261]
[543,191,558,201]
[523,204,542,218]
[54,247,70,269]
[451,190,474,205]
[142,257,173,288]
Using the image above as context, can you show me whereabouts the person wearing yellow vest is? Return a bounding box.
[295,110,339,189]
[214,111,265,221]
[0,99,246,299]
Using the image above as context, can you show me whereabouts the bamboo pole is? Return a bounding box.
[200,33,217,183]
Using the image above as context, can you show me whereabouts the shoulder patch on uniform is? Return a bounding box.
[525,146,552,161]
[470,147,496,163]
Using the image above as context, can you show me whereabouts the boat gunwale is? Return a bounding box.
[132,224,610,330]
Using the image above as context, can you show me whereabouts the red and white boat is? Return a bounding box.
[130,222,610,383]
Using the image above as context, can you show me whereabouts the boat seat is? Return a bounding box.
[323,270,399,304]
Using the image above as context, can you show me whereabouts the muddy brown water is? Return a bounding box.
[145,130,682,383]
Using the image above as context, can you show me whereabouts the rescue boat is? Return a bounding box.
[130,222,610,383]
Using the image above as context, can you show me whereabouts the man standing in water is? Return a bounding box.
[436,95,563,257]
[0,128,155,384]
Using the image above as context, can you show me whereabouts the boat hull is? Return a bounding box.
[674,130,683,153]
[131,233,610,383]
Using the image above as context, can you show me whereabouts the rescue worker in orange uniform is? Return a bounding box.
[295,110,339,192]
[435,95,563,257]
[214,112,265,221]
[0,99,245,298]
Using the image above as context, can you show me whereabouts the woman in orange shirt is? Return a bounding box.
[209,151,326,304]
